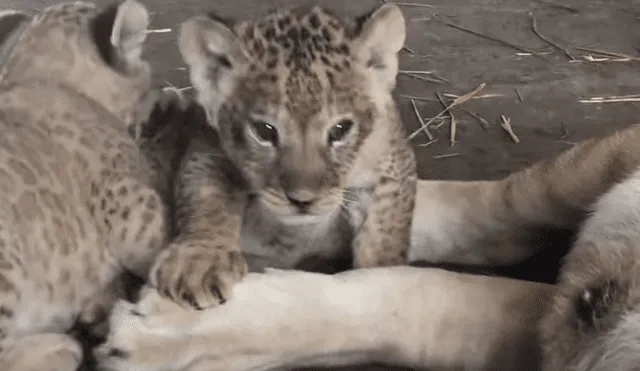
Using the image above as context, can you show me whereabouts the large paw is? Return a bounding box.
[149,243,248,310]
[96,270,339,371]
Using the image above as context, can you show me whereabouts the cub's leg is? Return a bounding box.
[148,140,248,310]
[410,127,640,267]
[97,267,550,371]
[353,147,417,268]
[90,175,169,279]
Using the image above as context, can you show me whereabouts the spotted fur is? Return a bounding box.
[146,3,417,309]
[0,1,171,369]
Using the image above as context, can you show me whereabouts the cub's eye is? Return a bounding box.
[250,120,279,146]
[328,119,354,145]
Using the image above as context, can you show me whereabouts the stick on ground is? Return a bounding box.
[402,72,446,84]
[388,2,435,8]
[408,83,487,140]
[532,0,579,14]
[579,95,640,103]
[399,94,439,102]
[417,139,439,147]
[458,107,490,130]
[436,92,457,146]
[434,16,546,61]
[501,115,520,143]
[529,13,575,60]
[433,153,461,159]
[402,46,416,54]
[410,99,434,141]
[574,47,640,63]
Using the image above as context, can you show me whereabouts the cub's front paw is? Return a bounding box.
[149,243,248,310]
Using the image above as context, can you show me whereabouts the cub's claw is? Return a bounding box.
[150,245,247,310]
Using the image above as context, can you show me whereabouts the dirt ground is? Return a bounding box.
[7,0,640,370]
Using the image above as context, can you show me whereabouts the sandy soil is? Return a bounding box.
[6,0,640,369]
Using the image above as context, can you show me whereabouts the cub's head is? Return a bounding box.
[178,4,406,217]
[1,0,153,125]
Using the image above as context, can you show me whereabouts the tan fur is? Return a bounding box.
[100,106,640,369]
[147,3,417,310]
[98,267,552,371]
[0,1,171,369]
[410,126,640,266]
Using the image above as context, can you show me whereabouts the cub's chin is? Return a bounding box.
[258,197,341,224]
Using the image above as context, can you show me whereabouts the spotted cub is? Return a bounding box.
[0,1,169,370]
[148,3,417,309]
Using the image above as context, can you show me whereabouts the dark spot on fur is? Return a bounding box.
[0,306,13,318]
[118,186,128,196]
[308,13,320,29]
[264,26,276,39]
[121,207,130,220]
[107,348,130,358]
[300,27,310,41]
[575,280,623,328]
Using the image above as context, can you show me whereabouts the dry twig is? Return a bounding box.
[399,94,439,102]
[500,115,520,143]
[576,55,631,63]
[402,46,416,54]
[458,107,490,130]
[388,2,435,8]
[529,13,575,60]
[579,95,640,103]
[436,92,457,146]
[434,16,546,60]
[410,99,434,141]
[533,0,579,14]
[574,47,640,63]
[418,139,439,147]
[400,70,449,83]
[402,72,446,84]
[434,118,448,129]
[515,88,524,102]
[408,83,486,140]
[146,28,172,34]
[433,153,461,159]
[442,92,505,100]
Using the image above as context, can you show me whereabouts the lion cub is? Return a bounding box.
[149,3,417,309]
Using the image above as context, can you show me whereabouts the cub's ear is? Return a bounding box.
[352,4,406,91]
[0,10,31,69]
[92,0,150,74]
[177,14,248,129]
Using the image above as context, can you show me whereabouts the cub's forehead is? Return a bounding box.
[238,6,353,71]
[232,6,369,117]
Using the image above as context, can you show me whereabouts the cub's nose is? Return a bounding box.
[285,190,316,211]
